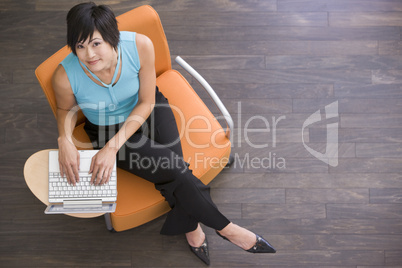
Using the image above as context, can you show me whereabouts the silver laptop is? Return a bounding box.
[45,150,117,214]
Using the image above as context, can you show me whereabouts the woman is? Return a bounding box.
[53,2,275,265]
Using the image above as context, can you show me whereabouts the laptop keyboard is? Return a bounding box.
[49,172,117,199]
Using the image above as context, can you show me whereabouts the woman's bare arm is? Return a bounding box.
[52,65,81,185]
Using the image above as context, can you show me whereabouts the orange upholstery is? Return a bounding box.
[35,5,231,232]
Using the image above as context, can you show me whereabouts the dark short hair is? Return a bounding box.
[66,2,119,55]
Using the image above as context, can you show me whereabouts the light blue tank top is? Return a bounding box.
[61,31,140,126]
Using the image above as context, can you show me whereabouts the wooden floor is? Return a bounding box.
[1,0,402,267]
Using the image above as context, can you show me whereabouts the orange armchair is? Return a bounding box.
[35,5,233,232]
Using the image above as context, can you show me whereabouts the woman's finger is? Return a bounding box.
[90,163,99,185]
[66,165,76,185]
[100,168,111,185]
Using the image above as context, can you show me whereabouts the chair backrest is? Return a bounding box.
[35,5,171,125]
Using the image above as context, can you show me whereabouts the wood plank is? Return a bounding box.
[232,142,355,159]
[0,214,165,236]
[294,98,402,114]
[130,249,212,267]
[266,55,402,70]
[160,11,329,27]
[341,114,402,128]
[242,204,327,219]
[330,12,402,27]
[192,82,334,99]
[0,100,15,113]
[292,98,339,114]
[0,204,56,220]
[212,203,243,219]
[311,127,402,143]
[0,218,100,236]
[212,250,384,266]
[0,128,5,144]
[166,25,400,41]
[0,231,166,252]
[286,189,369,204]
[203,98,293,114]
[0,174,28,189]
[0,113,36,128]
[372,69,402,84]
[219,218,402,235]
[0,250,132,267]
[385,251,402,266]
[211,188,285,204]
[356,143,402,158]
[230,123,312,149]
[0,143,56,161]
[0,41,65,60]
[170,40,378,56]
[152,0,279,13]
[0,188,42,205]
[327,204,402,219]
[379,40,402,55]
[36,113,57,128]
[13,69,38,84]
[0,158,28,177]
[211,173,402,189]
[34,0,123,12]
[231,127,309,144]
[293,219,402,235]
[243,157,329,173]
[0,54,57,69]
[359,266,402,268]
[274,234,402,250]
[0,0,35,11]
[190,69,371,84]
[0,12,65,45]
[13,141,47,163]
[0,84,45,99]
[0,69,13,84]
[329,158,402,173]
[5,127,58,144]
[225,113,328,129]
[0,11,64,29]
[278,0,402,12]
[173,55,265,69]
[335,83,402,98]
[35,0,278,12]
[370,188,402,204]
[11,98,54,114]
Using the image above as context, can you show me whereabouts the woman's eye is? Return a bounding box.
[93,42,101,47]
[76,44,84,49]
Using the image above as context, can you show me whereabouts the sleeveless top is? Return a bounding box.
[61,31,141,126]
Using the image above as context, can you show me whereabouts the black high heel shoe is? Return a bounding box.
[189,236,210,265]
[216,231,276,253]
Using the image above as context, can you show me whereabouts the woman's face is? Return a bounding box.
[75,30,116,73]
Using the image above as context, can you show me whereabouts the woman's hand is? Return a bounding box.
[89,146,117,185]
[58,136,80,185]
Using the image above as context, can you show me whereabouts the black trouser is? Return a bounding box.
[84,87,230,235]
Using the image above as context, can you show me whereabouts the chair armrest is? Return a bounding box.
[175,56,234,140]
